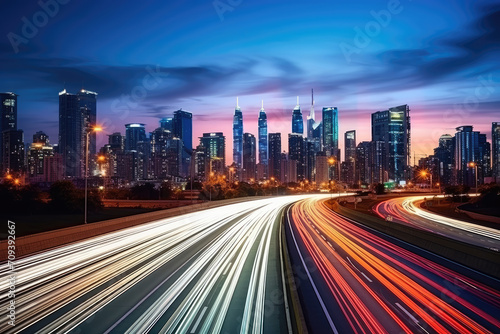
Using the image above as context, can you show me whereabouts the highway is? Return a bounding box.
[0,195,325,334]
[374,195,500,250]
[286,197,500,334]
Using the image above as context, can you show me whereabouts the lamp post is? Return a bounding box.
[420,170,432,192]
[328,157,335,200]
[469,162,478,193]
[85,126,102,224]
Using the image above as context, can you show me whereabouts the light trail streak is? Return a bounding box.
[374,195,500,248]
[0,195,324,333]
[288,197,500,333]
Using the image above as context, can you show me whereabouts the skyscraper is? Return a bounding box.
[233,97,243,178]
[434,134,455,186]
[242,133,256,181]
[1,92,18,173]
[125,123,147,180]
[2,130,24,174]
[59,90,81,178]
[307,89,315,139]
[258,100,268,177]
[159,117,173,131]
[344,130,356,185]
[125,123,147,151]
[78,89,98,164]
[58,89,97,178]
[288,133,304,180]
[268,133,281,180]
[173,109,193,177]
[454,125,489,187]
[492,122,500,182]
[322,107,338,155]
[199,132,226,175]
[355,141,371,185]
[371,105,411,183]
[27,132,54,181]
[291,96,303,135]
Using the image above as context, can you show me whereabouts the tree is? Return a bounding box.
[49,180,81,213]
[374,183,385,195]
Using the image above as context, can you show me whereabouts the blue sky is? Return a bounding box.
[1,0,499,161]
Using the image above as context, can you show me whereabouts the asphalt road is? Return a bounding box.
[0,195,328,334]
[373,195,500,250]
[286,196,500,334]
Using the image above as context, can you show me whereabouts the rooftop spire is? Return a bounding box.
[236,96,239,108]
[261,99,264,110]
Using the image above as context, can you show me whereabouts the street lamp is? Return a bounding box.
[469,162,478,193]
[328,157,335,200]
[209,171,215,201]
[84,126,102,224]
[420,170,432,192]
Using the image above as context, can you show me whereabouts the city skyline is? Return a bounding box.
[1,0,499,163]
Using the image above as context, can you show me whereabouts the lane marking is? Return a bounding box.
[360,272,372,283]
[321,235,326,241]
[395,302,419,324]
[287,207,340,334]
[190,306,208,333]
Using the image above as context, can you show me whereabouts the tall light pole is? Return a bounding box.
[469,162,478,193]
[85,126,102,224]
[328,157,335,200]
[420,170,432,192]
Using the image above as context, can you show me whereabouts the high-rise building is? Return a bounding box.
[1,92,17,132]
[288,133,304,180]
[173,109,193,177]
[315,151,329,186]
[27,132,54,180]
[322,107,338,155]
[493,122,500,182]
[150,127,172,179]
[371,105,411,183]
[344,130,356,185]
[307,89,315,139]
[78,89,98,167]
[434,134,455,186]
[125,123,146,151]
[0,92,18,173]
[369,140,387,184]
[233,98,243,178]
[242,133,256,182]
[304,139,316,182]
[200,132,226,175]
[454,125,490,187]
[258,101,268,178]
[291,96,303,135]
[58,89,97,178]
[355,141,370,185]
[124,123,147,180]
[2,130,24,174]
[108,132,124,152]
[268,133,281,180]
[59,90,81,178]
[33,131,49,145]
[159,117,173,132]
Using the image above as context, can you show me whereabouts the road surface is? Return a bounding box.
[374,195,500,250]
[1,195,326,333]
[286,197,500,334]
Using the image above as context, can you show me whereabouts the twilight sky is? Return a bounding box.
[1,0,499,163]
